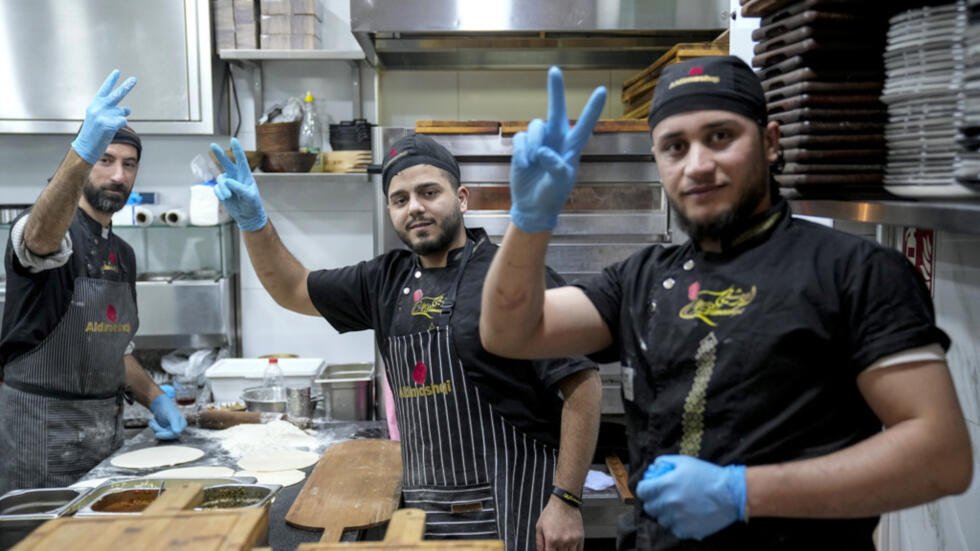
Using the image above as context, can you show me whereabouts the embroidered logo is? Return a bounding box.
[398,379,453,399]
[678,285,757,327]
[668,67,721,90]
[411,294,446,319]
[84,304,130,333]
[412,361,427,385]
[101,250,119,273]
[106,304,118,322]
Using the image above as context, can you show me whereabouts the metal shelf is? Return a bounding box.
[790,199,980,235]
[218,48,364,61]
[253,172,369,184]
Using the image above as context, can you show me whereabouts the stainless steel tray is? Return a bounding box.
[0,487,92,548]
[65,477,245,516]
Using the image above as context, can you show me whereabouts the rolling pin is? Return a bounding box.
[195,409,264,429]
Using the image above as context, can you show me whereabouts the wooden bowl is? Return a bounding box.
[211,149,263,171]
[260,151,318,173]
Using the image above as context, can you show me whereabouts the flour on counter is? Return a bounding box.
[213,420,318,457]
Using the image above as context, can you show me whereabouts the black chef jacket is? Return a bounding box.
[578,199,949,550]
[307,227,595,446]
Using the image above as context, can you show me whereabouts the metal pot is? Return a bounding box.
[240,386,286,413]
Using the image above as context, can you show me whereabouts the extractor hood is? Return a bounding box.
[351,0,731,70]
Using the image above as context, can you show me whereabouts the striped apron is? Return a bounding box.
[0,277,136,495]
[383,242,558,551]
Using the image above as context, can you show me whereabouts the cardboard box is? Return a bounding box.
[260,32,321,49]
[206,358,326,403]
[260,0,323,20]
[260,14,321,35]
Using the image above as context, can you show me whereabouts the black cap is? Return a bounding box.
[647,55,767,132]
[111,125,142,161]
[381,133,460,196]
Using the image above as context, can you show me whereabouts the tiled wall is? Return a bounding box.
[878,232,980,551]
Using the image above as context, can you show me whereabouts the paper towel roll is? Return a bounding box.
[162,208,188,227]
[133,206,155,227]
[111,205,136,226]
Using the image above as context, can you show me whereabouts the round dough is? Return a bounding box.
[147,466,235,479]
[110,445,205,470]
[234,469,306,487]
[237,450,319,472]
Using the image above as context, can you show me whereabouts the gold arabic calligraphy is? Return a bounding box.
[679,285,757,326]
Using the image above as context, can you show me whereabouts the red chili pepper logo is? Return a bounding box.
[107,251,117,265]
[412,361,427,385]
[106,304,118,322]
[688,67,704,76]
[688,281,701,301]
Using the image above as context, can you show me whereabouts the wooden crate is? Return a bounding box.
[621,41,728,120]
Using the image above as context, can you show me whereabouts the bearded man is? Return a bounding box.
[0,70,185,496]
[210,133,601,551]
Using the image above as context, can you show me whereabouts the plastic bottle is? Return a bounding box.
[299,91,323,154]
[262,357,286,399]
[188,153,229,226]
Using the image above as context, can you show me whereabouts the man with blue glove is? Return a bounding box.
[0,70,185,496]
[480,60,972,549]
[210,133,601,551]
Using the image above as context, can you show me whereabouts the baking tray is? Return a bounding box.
[765,80,882,102]
[780,134,884,149]
[756,56,883,81]
[782,148,885,163]
[768,94,883,113]
[782,162,882,174]
[779,121,885,137]
[760,0,878,27]
[762,66,884,90]
[771,107,886,125]
[754,10,864,41]
[753,38,882,69]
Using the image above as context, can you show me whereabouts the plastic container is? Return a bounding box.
[189,154,230,226]
[206,358,325,403]
[299,91,322,154]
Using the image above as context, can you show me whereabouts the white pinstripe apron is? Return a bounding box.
[383,242,557,551]
[0,277,136,494]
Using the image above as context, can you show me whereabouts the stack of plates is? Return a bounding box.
[883,0,977,197]
[952,0,980,194]
[749,0,889,194]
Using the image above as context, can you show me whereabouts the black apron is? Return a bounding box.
[0,276,136,495]
[383,242,557,551]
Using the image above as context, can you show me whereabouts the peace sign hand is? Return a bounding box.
[71,70,137,164]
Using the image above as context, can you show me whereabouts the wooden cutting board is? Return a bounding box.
[286,439,402,543]
[297,508,503,550]
[415,120,500,134]
[13,483,267,551]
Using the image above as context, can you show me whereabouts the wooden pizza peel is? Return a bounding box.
[285,439,402,543]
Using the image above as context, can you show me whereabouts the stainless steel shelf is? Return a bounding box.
[790,199,980,235]
[253,172,369,184]
[218,48,364,60]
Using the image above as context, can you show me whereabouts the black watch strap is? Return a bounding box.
[551,485,583,508]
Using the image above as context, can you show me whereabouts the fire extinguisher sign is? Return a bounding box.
[901,227,935,296]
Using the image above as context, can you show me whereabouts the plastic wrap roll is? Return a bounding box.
[162,208,188,227]
[133,205,155,227]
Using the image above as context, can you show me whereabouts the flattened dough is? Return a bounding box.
[147,466,235,478]
[110,445,204,469]
[234,469,306,487]
[237,449,319,472]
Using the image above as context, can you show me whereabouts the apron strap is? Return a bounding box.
[4,379,125,402]
[438,239,474,321]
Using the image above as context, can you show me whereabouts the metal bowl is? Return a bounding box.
[241,386,286,413]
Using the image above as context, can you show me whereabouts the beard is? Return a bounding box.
[83,178,130,213]
[669,175,768,244]
[397,206,464,257]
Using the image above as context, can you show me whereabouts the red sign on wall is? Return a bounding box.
[901,228,935,295]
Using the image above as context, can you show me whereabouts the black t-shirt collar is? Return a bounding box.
[76,207,111,240]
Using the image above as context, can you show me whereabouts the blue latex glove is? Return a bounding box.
[148,394,187,440]
[71,70,137,164]
[509,66,607,233]
[635,455,747,540]
[209,138,268,231]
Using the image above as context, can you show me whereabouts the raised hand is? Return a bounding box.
[71,70,137,164]
[509,67,606,233]
[209,138,268,232]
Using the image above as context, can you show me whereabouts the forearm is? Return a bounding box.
[242,221,316,315]
[747,404,972,518]
[480,224,551,355]
[553,370,602,496]
[124,354,163,407]
[24,149,91,255]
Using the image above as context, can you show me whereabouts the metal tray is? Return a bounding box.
[64,477,246,516]
[0,487,92,548]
